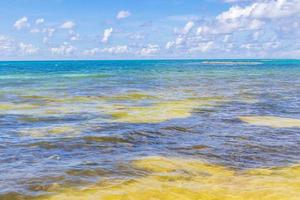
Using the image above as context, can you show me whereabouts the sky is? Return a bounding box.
[0,0,300,60]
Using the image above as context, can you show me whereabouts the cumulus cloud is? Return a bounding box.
[182,21,195,34]
[60,21,76,29]
[196,26,210,35]
[165,41,174,49]
[185,0,300,58]
[35,18,45,25]
[166,21,196,50]
[166,35,187,49]
[191,0,300,39]
[19,42,39,55]
[51,43,76,55]
[14,17,30,30]
[140,44,160,56]
[116,10,131,19]
[217,0,300,21]
[102,28,113,43]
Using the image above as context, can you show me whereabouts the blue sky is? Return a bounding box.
[0,0,299,60]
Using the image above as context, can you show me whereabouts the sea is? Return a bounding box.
[1,60,300,199]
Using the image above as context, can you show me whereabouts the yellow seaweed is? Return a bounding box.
[104,93,157,101]
[0,103,39,111]
[108,98,219,123]
[239,116,300,128]
[19,125,79,137]
[36,156,300,200]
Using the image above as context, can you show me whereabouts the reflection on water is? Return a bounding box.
[1,60,300,199]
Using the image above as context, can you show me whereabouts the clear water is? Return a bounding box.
[1,60,300,199]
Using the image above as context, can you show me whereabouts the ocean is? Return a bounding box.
[1,60,300,199]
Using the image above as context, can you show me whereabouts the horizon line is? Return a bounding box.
[1,58,300,62]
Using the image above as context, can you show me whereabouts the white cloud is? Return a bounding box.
[68,30,80,41]
[70,33,80,41]
[41,28,55,43]
[189,41,214,53]
[60,21,76,29]
[217,0,300,22]
[19,42,39,55]
[165,35,186,50]
[196,26,210,35]
[30,28,40,33]
[14,17,30,30]
[42,28,56,37]
[0,35,15,54]
[116,10,131,19]
[70,35,80,41]
[166,22,195,50]
[165,41,175,49]
[102,28,113,43]
[223,35,231,43]
[176,36,186,45]
[35,18,45,25]
[182,21,195,34]
[140,44,160,56]
[191,0,300,39]
[51,43,76,55]
[101,45,129,54]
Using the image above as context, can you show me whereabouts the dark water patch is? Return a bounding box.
[28,184,60,192]
[22,176,66,193]
[168,145,209,153]
[82,136,132,144]
[26,141,60,150]
[162,126,190,132]
[129,129,162,137]
[24,139,110,151]
[65,168,108,177]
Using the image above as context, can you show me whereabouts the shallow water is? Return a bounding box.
[1,60,300,199]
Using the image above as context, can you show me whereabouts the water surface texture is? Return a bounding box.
[1,60,300,199]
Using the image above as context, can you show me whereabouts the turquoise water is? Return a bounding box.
[1,60,300,199]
